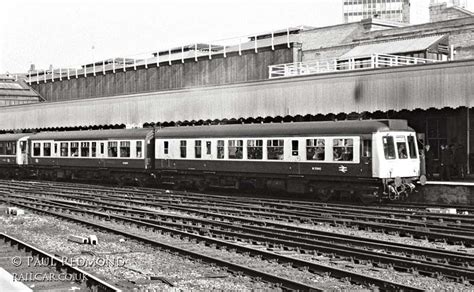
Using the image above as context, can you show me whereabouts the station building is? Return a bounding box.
[2,5,474,173]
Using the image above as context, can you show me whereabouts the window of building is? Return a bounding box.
[33,143,41,156]
[206,141,211,155]
[247,139,263,160]
[217,140,224,159]
[71,142,79,157]
[60,142,69,157]
[267,139,284,160]
[407,136,417,159]
[333,138,353,161]
[195,140,202,158]
[136,141,142,158]
[163,141,169,155]
[120,141,130,157]
[91,142,97,157]
[383,136,396,159]
[108,141,118,157]
[395,136,408,159]
[306,139,325,161]
[43,143,51,157]
[81,142,90,157]
[228,140,243,159]
[180,140,187,158]
[362,140,372,158]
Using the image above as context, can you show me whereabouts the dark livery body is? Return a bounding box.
[0,120,423,201]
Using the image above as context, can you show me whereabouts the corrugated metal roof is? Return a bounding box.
[156,120,410,138]
[29,128,152,141]
[0,59,471,131]
[339,35,447,59]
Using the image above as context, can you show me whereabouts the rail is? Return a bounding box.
[268,53,440,79]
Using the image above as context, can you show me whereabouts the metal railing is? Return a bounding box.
[268,54,440,79]
[22,27,303,85]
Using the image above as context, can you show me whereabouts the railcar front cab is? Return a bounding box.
[373,131,425,200]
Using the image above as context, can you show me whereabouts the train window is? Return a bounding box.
[33,143,41,156]
[228,140,243,159]
[180,140,187,158]
[10,143,16,155]
[333,139,353,161]
[306,139,325,161]
[108,142,118,157]
[206,141,211,155]
[60,142,69,157]
[91,142,97,157]
[136,141,142,158]
[71,142,79,157]
[81,142,90,157]
[195,140,202,158]
[247,140,263,160]
[0,142,5,155]
[43,143,51,157]
[120,141,130,158]
[54,143,58,155]
[100,143,105,155]
[267,139,284,160]
[217,140,224,159]
[383,136,396,159]
[163,141,169,155]
[407,136,417,159]
[292,140,299,156]
[362,140,372,158]
[395,136,408,159]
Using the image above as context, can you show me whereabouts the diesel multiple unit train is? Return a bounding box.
[0,119,424,202]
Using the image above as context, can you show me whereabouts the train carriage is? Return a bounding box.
[154,119,422,201]
[0,133,30,177]
[26,129,154,182]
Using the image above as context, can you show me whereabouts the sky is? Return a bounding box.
[1,0,473,74]
[0,0,341,73]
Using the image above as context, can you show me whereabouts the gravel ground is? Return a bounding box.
[0,211,276,291]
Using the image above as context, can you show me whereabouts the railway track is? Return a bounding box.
[0,232,120,292]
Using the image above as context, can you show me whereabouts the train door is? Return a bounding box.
[97,142,106,167]
[202,141,212,160]
[287,139,301,174]
[17,137,29,165]
[159,140,172,169]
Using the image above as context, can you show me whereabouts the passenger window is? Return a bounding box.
[120,141,130,157]
[195,140,202,158]
[108,142,118,157]
[217,140,225,159]
[306,139,325,161]
[163,141,169,155]
[0,142,5,155]
[100,143,104,155]
[333,138,353,161]
[60,142,69,157]
[71,142,79,157]
[91,142,97,157]
[180,140,187,158]
[247,140,263,160]
[81,142,90,157]
[136,141,142,158]
[54,143,58,155]
[6,142,15,155]
[362,140,372,158]
[396,136,408,159]
[407,136,417,159]
[43,143,51,157]
[267,139,284,160]
[206,141,211,155]
[228,140,243,159]
[33,143,41,156]
[291,140,299,156]
[383,136,396,159]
